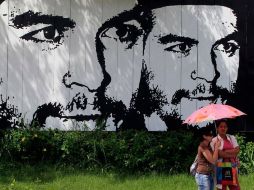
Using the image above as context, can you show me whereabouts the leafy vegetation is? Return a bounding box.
[0,129,199,173]
[237,135,254,174]
[0,129,253,175]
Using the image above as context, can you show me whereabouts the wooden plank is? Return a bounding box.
[196,5,216,114]
[147,5,182,130]
[0,0,8,101]
[180,5,198,123]
[6,0,24,118]
[67,0,104,130]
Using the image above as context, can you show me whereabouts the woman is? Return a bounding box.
[212,119,241,190]
[195,127,221,190]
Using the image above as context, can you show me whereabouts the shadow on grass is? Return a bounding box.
[0,162,70,184]
[0,161,175,185]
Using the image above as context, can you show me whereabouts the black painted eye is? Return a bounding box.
[214,41,239,57]
[9,11,76,50]
[116,25,129,39]
[43,26,57,40]
[20,25,66,45]
[178,44,188,51]
[101,22,143,49]
[116,24,142,45]
[164,42,196,57]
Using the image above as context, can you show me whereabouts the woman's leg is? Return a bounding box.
[209,175,214,190]
[195,173,210,190]
[228,184,240,190]
[228,168,240,190]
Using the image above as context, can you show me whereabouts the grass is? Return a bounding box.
[0,164,253,190]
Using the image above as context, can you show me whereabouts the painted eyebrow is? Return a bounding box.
[212,32,238,47]
[157,34,198,45]
[10,10,76,29]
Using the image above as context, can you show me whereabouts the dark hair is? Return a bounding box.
[215,119,228,128]
[198,127,213,142]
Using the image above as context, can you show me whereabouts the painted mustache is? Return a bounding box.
[66,92,88,112]
[32,101,100,126]
[171,84,233,105]
[63,92,100,121]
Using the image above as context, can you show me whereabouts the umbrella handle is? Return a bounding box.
[214,121,217,135]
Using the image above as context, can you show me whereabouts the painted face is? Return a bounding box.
[151,6,239,116]
[0,0,104,129]
[99,5,239,129]
[217,121,228,135]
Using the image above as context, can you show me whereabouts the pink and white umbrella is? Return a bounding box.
[183,104,246,124]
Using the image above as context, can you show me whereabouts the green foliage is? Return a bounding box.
[236,135,254,174]
[1,129,254,174]
[0,129,199,174]
[0,129,63,163]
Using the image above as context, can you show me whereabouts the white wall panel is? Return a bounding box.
[100,0,120,103]
[115,0,135,107]
[161,6,182,129]
[0,0,8,100]
[180,5,198,122]
[7,0,24,116]
[148,6,171,130]
[197,6,216,113]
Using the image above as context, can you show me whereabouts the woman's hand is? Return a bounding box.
[214,139,221,150]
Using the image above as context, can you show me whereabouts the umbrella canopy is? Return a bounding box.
[183,104,246,124]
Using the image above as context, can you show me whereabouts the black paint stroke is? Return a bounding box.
[62,71,96,92]
[131,62,168,117]
[117,62,168,131]
[171,89,190,105]
[208,32,240,103]
[160,109,182,130]
[0,95,21,131]
[96,5,154,57]
[191,83,206,96]
[213,32,240,57]
[32,103,64,126]
[66,93,88,112]
[101,21,144,50]
[9,10,76,50]
[157,34,199,57]
[32,101,100,126]
[191,70,212,84]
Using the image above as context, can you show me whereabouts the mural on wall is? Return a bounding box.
[0,0,252,131]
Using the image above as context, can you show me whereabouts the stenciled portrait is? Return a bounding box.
[0,0,251,131]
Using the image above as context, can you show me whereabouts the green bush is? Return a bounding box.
[236,135,254,174]
[1,130,254,174]
[0,129,63,163]
[0,129,199,174]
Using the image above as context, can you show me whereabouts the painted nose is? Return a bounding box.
[194,43,220,85]
[62,63,104,91]
[190,70,215,84]
[62,71,98,92]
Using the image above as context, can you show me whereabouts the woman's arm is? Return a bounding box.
[201,145,219,165]
[219,146,240,158]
